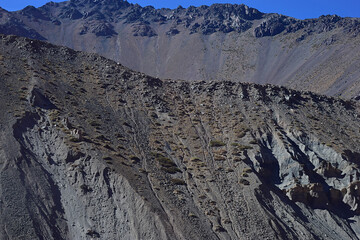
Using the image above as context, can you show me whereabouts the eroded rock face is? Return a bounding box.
[316,161,343,178]
[132,23,157,37]
[343,181,360,214]
[254,14,293,37]
[287,183,333,209]
[0,10,46,40]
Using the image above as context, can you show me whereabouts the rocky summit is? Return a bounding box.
[0,1,360,99]
[1,34,360,239]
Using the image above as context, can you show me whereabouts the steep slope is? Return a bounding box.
[1,35,360,239]
[1,1,360,98]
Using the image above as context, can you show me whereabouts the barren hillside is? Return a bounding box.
[1,35,360,239]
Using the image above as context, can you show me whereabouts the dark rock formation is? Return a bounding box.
[59,7,83,20]
[254,14,295,37]
[166,27,180,36]
[132,23,157,37]
[0,9,46,40]
[20,5,51,21]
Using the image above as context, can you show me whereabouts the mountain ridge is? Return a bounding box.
[1,1,360,99]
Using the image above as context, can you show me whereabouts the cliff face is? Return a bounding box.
[1,35,360,239]
[1,1,360,98]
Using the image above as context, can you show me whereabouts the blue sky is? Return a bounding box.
[1,0,359,20]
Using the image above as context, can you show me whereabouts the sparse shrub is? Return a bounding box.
[213,225,226,232]
[86,229,100,238]
[198,194,206,199]
[188,212,197,218]
[80,184,92,193]
[150,112,158,118]
[139,168,147,173]
[103,144,115,151]
[307,115,319,121]
[95,134,109,141]
[214,155,226,161]
[197,162,206,167]
[123,122,131,128]
[89,120,101,127]
[156,155,176,167]
[69,137,81,142]
[190,157,201,162]
[249,140,257,145]
[214,149,227,155]
[117,144,125,150]
[236,128,249,138]
[130,155,141,163]
[243,168,252,173]
[161,166,182,174]
[153,152,181,173]
[233,157,242,162]
[171,178,186,185]
[242,145,253,150]
[210,140,226,147]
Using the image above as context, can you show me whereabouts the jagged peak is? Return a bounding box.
[69,0,130,7]
[0,6,9,13]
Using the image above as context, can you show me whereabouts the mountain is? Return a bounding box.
[1,1,360,98]
[1,34,360,239]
